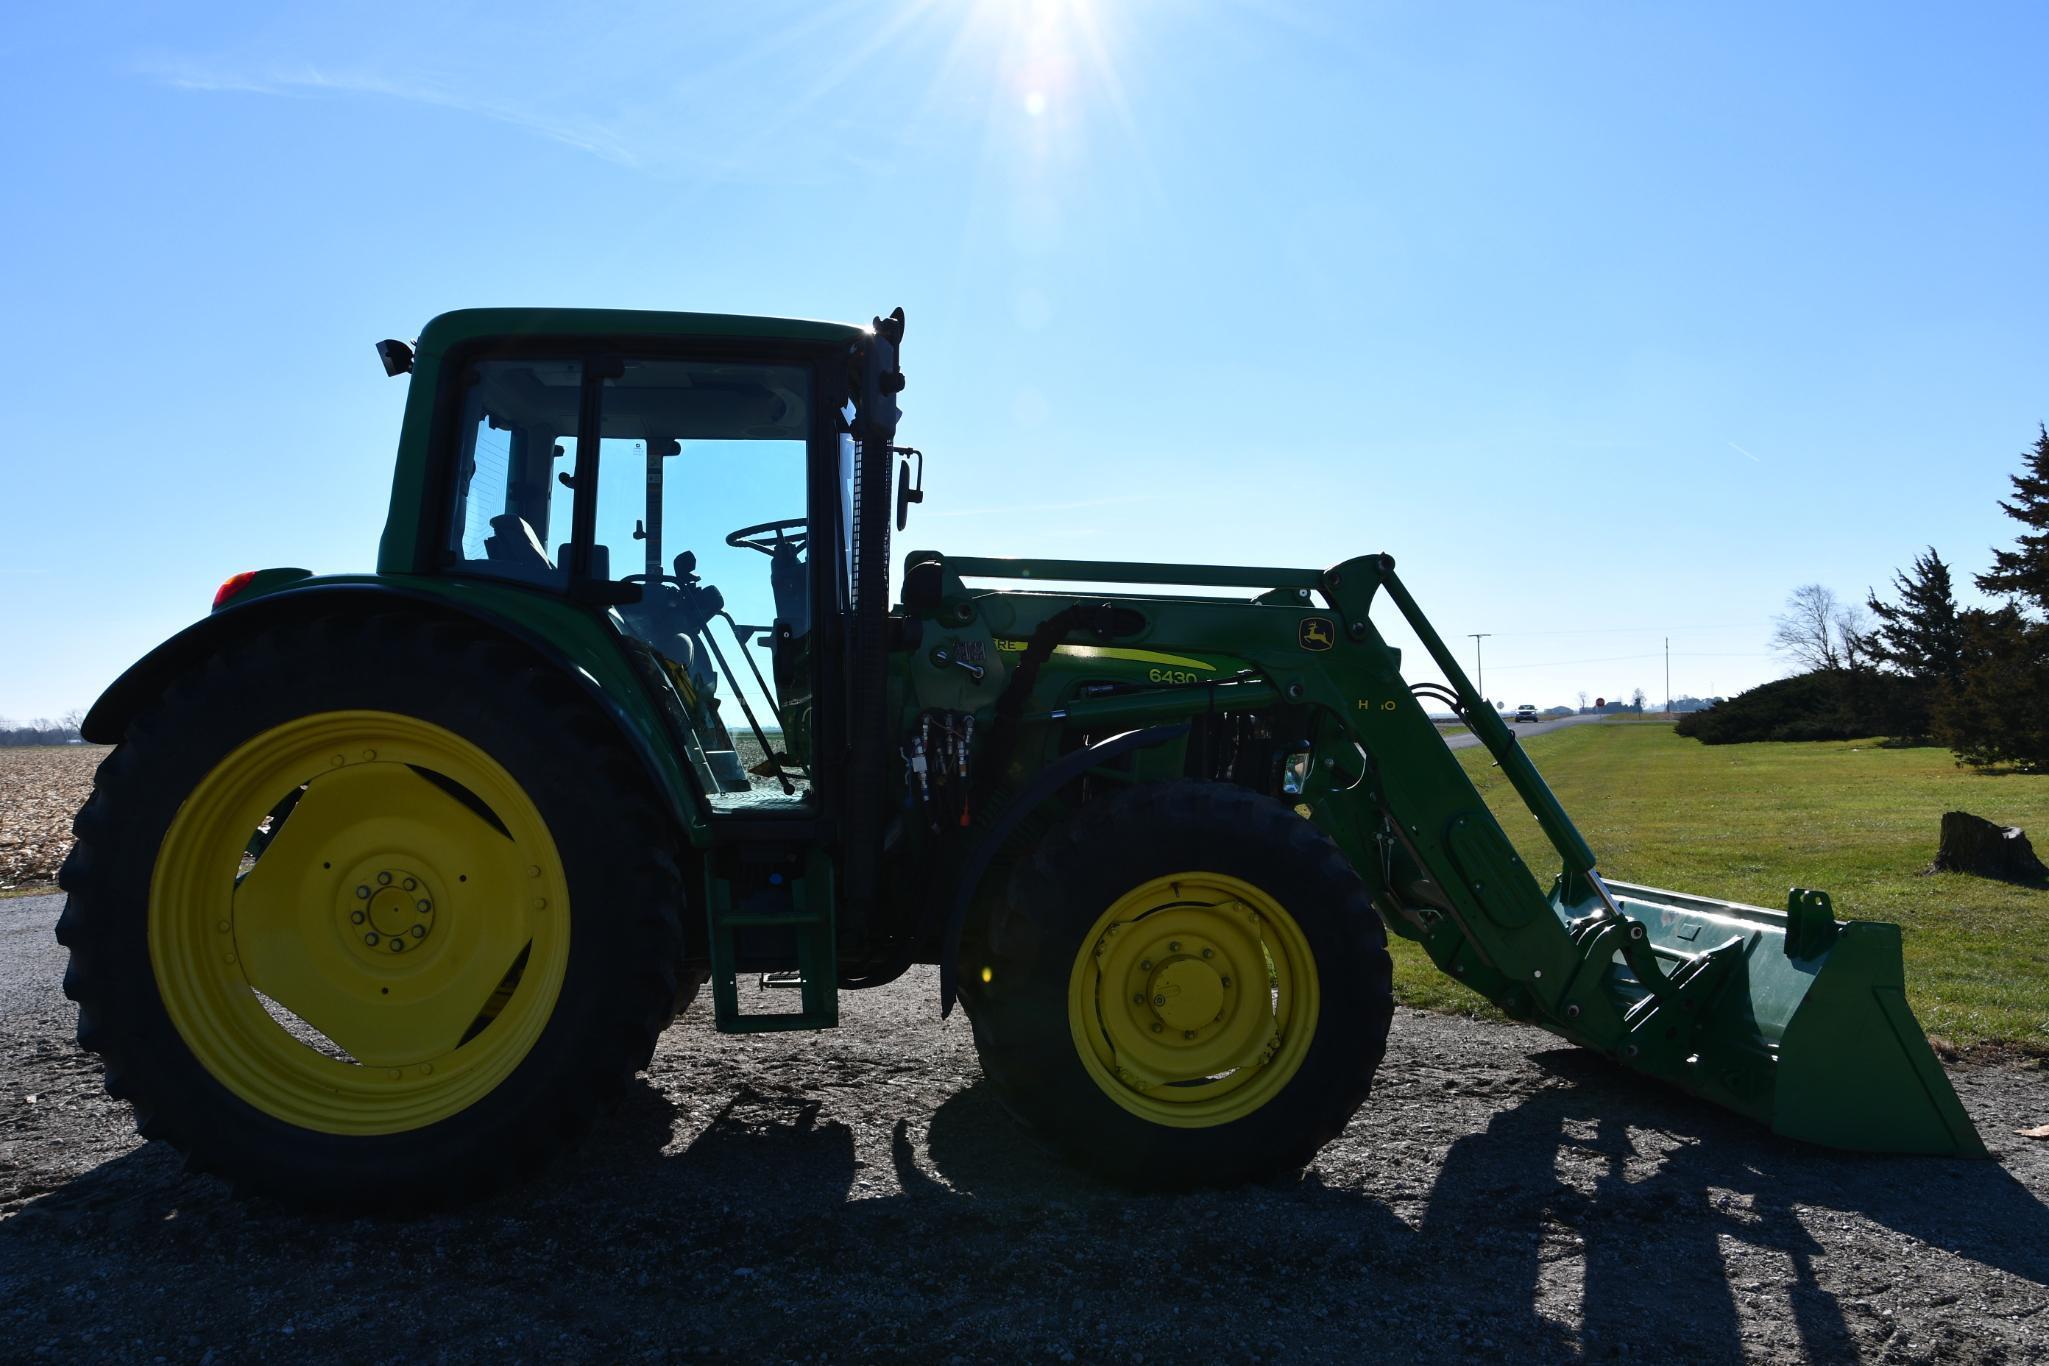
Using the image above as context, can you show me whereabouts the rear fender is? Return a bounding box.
[82,577,710,847]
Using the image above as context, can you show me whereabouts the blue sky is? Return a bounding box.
[3,0,2045,721]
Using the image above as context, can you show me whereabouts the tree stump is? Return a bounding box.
[1928,811,2049,883]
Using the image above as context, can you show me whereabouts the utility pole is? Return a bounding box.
[1467,633,1491,707]
[1664,637,1670,717]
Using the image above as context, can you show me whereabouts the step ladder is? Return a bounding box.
[706,852,838,1032]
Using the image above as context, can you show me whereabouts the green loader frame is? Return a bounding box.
[920,551,1983,1159]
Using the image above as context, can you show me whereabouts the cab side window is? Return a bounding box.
[446,359,580,585]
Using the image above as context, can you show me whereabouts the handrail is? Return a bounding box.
[948,555,1325,591]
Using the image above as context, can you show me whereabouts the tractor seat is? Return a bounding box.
[769,539,809,638]
[484,514,551,573]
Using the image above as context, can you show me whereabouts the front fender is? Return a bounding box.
[938,723,1190,1016]
[83,575,710,846]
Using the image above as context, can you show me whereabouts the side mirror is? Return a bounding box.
[895,446,925,532]
[375,339,414,377]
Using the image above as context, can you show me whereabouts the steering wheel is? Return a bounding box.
[725,518,809,557]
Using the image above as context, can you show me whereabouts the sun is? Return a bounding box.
[946,0,1132,136]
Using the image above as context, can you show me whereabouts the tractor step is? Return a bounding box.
[705,853,838,1033]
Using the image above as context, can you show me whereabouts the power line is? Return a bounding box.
[1486,651,1662,671]
[1481,622,1760,638]
[1484,649,1772,672]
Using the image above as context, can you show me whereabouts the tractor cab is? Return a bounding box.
[375,307,906,829]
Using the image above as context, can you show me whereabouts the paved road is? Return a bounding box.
[0,894,65,1021]
[1442,711,1614,751]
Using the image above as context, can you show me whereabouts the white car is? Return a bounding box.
[1513,705,1540,724]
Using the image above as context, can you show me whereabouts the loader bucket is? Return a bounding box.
[1585,880,1987,1158]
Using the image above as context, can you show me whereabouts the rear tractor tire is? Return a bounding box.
[963,780,1394,1188]
[57,616,689,1209]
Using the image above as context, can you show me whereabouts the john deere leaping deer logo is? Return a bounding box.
[1299,617,1335,652]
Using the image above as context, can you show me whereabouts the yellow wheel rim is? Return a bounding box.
[1067,871,1320,1128]
[150,710,571,1136]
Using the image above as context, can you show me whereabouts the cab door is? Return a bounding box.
[440,345,846,817]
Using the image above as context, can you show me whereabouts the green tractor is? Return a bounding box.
[58,306,1983,1207]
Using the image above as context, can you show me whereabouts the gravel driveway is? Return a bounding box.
[2,893,2046,1363]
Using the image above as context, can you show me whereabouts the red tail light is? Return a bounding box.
[212,570,259,611]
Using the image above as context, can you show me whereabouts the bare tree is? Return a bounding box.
[1834,602,1873,670]
[1631,687,1647,711]
[1770,584,1852,672]
[1576,689,1589,713]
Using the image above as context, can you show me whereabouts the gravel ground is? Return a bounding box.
[0,747,103,891]
[3,894,2047,1363]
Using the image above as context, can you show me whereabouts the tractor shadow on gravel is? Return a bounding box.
[1408,1046,2049,1361]
[5,1056,2046,1361]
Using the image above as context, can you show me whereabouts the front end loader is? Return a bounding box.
[56,306,1982,1208]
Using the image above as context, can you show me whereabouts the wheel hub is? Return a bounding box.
[1150,957,1225,1032]
[343,867,436,958]
[1068,873,1320,1129]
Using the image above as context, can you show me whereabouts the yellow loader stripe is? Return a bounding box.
[994,641,1218,672]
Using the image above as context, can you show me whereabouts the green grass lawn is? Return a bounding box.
[1383,723,2049,1054]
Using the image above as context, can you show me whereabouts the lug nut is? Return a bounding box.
[355,885,371,900]
[364,932,380,946]
[1139,959,1152,972]
[1153,995,1167,1007]
[1183,1031,1196,1040]
[390,940,405,953]
[411,924,427,939]
[1220,977,1232,988]
[416,899,431,913]
[1168,941,1181,952]
[1151,1023,1163,1033]
[1202,948,1214,959]
[378,872,393,885]
[350,910,366,925]
[1132,993,1145,1005]
[402,877,417,891]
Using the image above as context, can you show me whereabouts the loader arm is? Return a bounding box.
[938,552,1985,1159]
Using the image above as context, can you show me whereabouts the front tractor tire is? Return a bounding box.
[57,616,688,1209]
[964,781,1393,1188]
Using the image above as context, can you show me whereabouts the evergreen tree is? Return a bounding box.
[1862,548,1964,681]
[1933,607,2049,771]
[1938,428,2049,771]
[1977,425,2049,612]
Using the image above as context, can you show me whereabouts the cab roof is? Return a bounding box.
[415,307,870,353]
